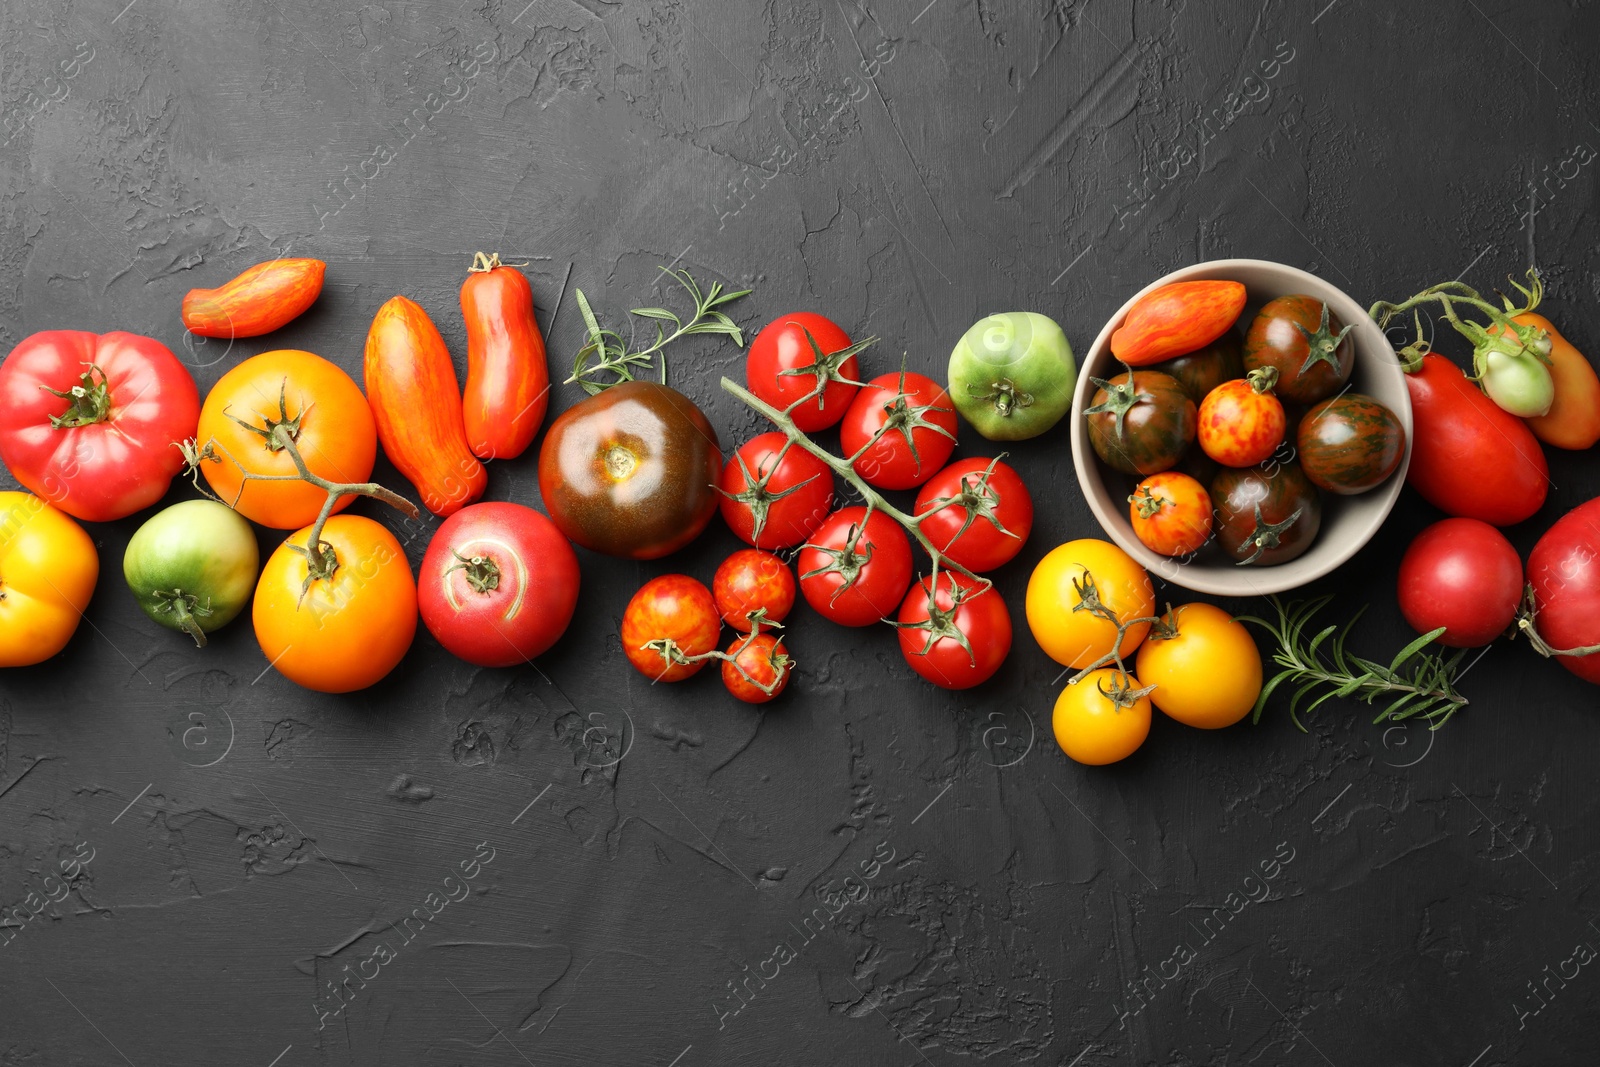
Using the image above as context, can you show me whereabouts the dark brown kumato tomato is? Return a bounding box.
[1243,295,1354,405]
[1211,463,1322,566]
[538,381,722,559]
[1151,332,1243,403]
[1297,393,1406,495]
[1084,370,1196,476]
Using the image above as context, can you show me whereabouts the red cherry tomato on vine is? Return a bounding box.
[713,549,796,632]
[840,371,959,490]
[1197,369,1286,467]
[745,312,868,432]
[914,458,1033,573]
[620,575,721,682]
[417,502,581,667]
[721,631,792,703]
[895,572,1012,689]
[797,506,913,627]
[718,432,833,549]
[1397,518,1521,649]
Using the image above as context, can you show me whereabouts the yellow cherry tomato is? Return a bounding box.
[1052,668,1152,765]
[1135,602,1262,728]
[0,492,98,667]
[253,515,417,693]
[1026,539,1155,668]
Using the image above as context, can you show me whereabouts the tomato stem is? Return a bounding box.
[152,589,212,648]
[1514,585,1600,659]
[43,364,114,428]
[444,551,501,594]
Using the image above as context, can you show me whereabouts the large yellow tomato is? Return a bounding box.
[1052,668,1151,765]
[1027,539,1155,668]
[1135,602,1262,729]
[198,349,377,530]
[252,515,416,693]
[0,492,98,667]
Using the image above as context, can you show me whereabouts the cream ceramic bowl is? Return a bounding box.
[1069,259,1412,596]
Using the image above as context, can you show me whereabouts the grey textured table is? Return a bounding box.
[3,1,1599,1064]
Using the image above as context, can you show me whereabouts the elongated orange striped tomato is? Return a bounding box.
[1110,280,1247,366]
[182,259,326,338]
[363,296,486,517]
[1509,312,1600,450]
[461,253,549,460]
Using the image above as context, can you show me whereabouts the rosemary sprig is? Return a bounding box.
[567,267,752,394]
[1239,596,1470,732]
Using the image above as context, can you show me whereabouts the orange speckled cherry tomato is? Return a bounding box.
[713,549,795,632]
[621,574,721,682]
[721,631,792,703]
[1128,472,1212,556]
[1198,367,1286,467]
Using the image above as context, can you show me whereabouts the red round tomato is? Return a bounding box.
[1198,369,1286,467]
[1397,518,1520,649]
[0,331,200,522]
[896,572,1011,689]
[746,312,867,432]
[1526,498,1600,683]
[718,432,833,549]
[840,371,959,490]
[797,506,913,627]
[418,502,581,667]
[713,549,796,632]
[914,458,1033,573]
[721,631,792,703]
[620,575,721,682]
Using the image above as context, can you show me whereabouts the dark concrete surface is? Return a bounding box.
[3,0,1599,1064]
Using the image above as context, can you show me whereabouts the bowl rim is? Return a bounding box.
[1070,258,1414,596]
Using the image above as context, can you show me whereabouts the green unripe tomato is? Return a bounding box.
[124,499,260,647]
[948,312,1077,440]
[1478,333,1555,418]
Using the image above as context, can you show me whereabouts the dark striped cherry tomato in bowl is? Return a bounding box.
[1243,295,1354,405]
[1084,370,1196,477]
[1296,393,1405,495]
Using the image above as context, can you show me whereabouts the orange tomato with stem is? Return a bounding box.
[1110,280,1247,366]
[1128,472,1212,556]
[1134,603,1261,728]
[1052,668,1152,765]
[197,349,377,529]
[252,515,418,693]
[1026,539,1155,669]
[1198,367,1287,467]
[621,575,722,682]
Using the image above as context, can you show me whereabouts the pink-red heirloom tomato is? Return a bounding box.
[896,572,1011,689]
[0,331,199,522]
[620,574,721,682]
[798,506,913,627]
[1526,498,1600,683]
[1110,280,1248,366]
[713,549,796,632]
[0,492,98,667]
[840,372,959,490]
[745,312,869,432]
[252,516,418,694]
[1197,368,1286,467]
[718,432,833,549]
[1397,518,1521,648]
[418,502,580,667]
[1404,353,1547,526]
[721,631,792,703]
[539,381,722,559]
[914,458,1033,573]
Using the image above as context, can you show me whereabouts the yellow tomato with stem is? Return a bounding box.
[252,515,417,693]
[1026,539,1155,668]
[1052,668,1152,765]
[0,492,98,667]
[1134,602,1262,728]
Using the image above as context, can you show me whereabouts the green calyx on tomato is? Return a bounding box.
[855,368,957,471]
[124,499,260,647]
[778,328,873,402]
[1244,365,1279,393]
[914,456,1017,547]
[1292,303,1355,379]
[1232,501,1305,566]
[800,521,877,602]
[443,550,502,594]
[948,312,1076,441]
[718,439,825,547]
[43,365,113,428]
[892,574,983,662]
[225,379,305,454]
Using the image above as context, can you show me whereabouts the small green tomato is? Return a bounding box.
[948,312,1076,441]
[1478,331,1554,417]
[123,499,260,647]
